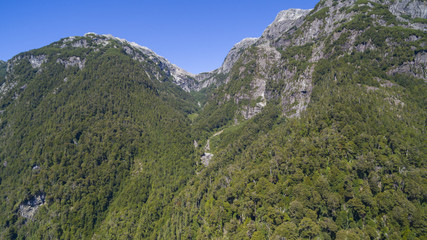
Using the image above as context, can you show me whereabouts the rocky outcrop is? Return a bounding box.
[29,55,47,68]
[7,54,47,70]
[60,33,198,92]
[293,1,358,47]
[194,71,219,90]
[56,56,86,70]
[260,9,312,42]
[0,80,17,100]
[281,66,314,118]
[201,153,214,167]
[387,51,427,80]
[194,37,258,91]
[200,130,223,167]
[389,0,427,19]
[234,44,281,119]
[19,193,46,219]
[101,34,198,92]
[218,38,258,74]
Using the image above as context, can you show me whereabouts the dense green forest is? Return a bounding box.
[0,60,6,84]
[0,0,426,239]
[0,37,199,239]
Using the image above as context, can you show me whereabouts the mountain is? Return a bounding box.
[1,0,426,239]
[159,0,427,239]
[0,60,6,83]
[260,8,312,42]
[0,32,199,239]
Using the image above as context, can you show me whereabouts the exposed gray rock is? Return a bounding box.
[239,77,267,120]
[227,42,283,119]
[63,36,76,43]
[200,130,223,166]
[71,39,89,48]
[385,97,405,107]
[378,0,427,30]
[376,78,398,88]
[356,40,376,53]
[19,194,46,219]
[0,80,17,99]
[293,0,358,47]
[204,139,211,152]
[29,55,47,68]
[58,33,198,91]
[194,37,259,91]
[389,0,427,19]
[194,71,219,90]
[218,38,258,74]
[260,9,312,42]
[387,51,427,80]
[281,66,314,118]
[201,153,214,167]
[32,165,41,174]
[56,56,86,70]
[87,33,197,91]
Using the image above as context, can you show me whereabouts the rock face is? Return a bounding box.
[19,194,46,219]
[29,55,47,68]
[194,9,311,93]
[389,0,427,19]
[387,51,427,80]
[87,33,197,92]
[0,79,17,99]
[218,38,258,74]
[206,7,315,119]
[60,33,197,92]
[198,0,426,121]
[201,153,214,167]
[56,56,86,70]
[194,37,258,91]
[260,9,312,42]
[2,1,425,119]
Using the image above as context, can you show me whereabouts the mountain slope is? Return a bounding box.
[151,0,427,239]
[0,60,6,81]
[0,34,198,239]
[0,0,426,239]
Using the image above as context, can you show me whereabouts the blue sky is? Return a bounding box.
[1,0,318,74]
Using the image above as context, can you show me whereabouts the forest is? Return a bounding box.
[0,0,426,239]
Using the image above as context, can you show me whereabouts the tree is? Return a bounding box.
[298,217,320,239]
[271,221,298,240]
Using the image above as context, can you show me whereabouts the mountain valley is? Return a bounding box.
[0,0,426,239]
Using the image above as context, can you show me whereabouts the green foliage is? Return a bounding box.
[412,17,427,24]
[1,1,426,239]
[306,7,330,23]
[147,7,427,238]
[0,60,6,84]
[0,39,197,239]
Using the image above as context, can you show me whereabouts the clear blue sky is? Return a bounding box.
[1,0,318,74]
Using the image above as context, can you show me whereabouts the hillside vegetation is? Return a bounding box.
[0,0,426,239]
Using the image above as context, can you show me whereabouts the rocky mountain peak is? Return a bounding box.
[218,37,258,74]
[389,0,427,19]
[66,33,197,91]
[261,8,312,41]
[275,8,312,22]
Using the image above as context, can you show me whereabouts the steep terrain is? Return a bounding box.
[0,33,198,239]
[159,0,427,239]
[0,0,426,239]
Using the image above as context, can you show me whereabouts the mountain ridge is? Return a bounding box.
[0,0,426,239]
